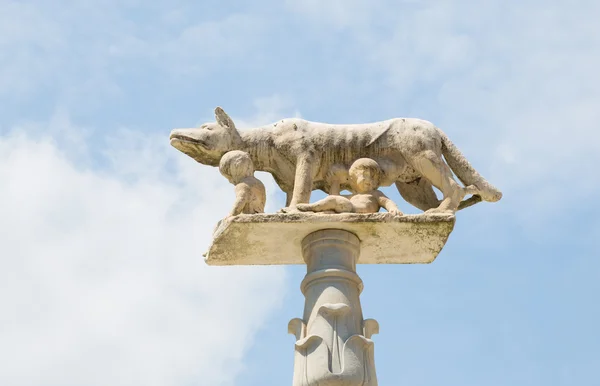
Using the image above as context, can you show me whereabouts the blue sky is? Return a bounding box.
[1,1,599,385]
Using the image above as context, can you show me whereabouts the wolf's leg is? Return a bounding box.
[408,150,467,213]
[395,178,440,212]
[396,178,483,212]
[289,155,316,208]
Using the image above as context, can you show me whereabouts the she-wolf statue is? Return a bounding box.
[169,107,502,213]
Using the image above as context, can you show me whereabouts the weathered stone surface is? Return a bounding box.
[170,107,502,213]
[295,158,402,215]
[290,230,377,385]
[204,212,455,265]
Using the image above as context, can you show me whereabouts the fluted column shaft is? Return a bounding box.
[289,229,378,386]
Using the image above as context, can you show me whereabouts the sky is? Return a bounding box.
[1,0,599,385]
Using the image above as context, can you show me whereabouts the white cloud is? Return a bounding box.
[0,116,287,385]
[0,1,266,105]
[285,0,376,29]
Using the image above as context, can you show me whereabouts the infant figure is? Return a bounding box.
[297,158,402,215]
[219,150,266,217]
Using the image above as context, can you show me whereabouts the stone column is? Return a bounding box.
[288,229,379,386]
[204,213,456,384]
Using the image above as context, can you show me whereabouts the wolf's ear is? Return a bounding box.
[215,107,236,130]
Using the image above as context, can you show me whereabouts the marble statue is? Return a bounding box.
[170,107,502,214]
[219,150,266,217]
[169,106,502,385]
[296,158,402,215]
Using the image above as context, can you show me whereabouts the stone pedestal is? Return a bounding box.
[289,229,378,385]
[204,212,455,265]
[203,212,456,385]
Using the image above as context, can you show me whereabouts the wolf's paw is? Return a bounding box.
[279,206,301,213]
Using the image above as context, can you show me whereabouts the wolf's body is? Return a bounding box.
[170,108,502,212]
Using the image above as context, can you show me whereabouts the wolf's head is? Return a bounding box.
[170,107,243,166]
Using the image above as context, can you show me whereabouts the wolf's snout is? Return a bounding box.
[170,128,193,140]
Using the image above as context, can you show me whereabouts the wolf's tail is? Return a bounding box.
[439,128,502,203]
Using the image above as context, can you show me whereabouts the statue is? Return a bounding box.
[219,150,266,217]
[297,158,402,215]
[170,107,502,214]
[170,106,503,386]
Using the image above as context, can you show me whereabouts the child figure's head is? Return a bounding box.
[219,150,254,184]
[349,158,381,193]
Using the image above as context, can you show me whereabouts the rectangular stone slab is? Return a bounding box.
[204,212,456,265]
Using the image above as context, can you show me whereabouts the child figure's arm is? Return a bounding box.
[230,183,251,216]
[376,191,403,215]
